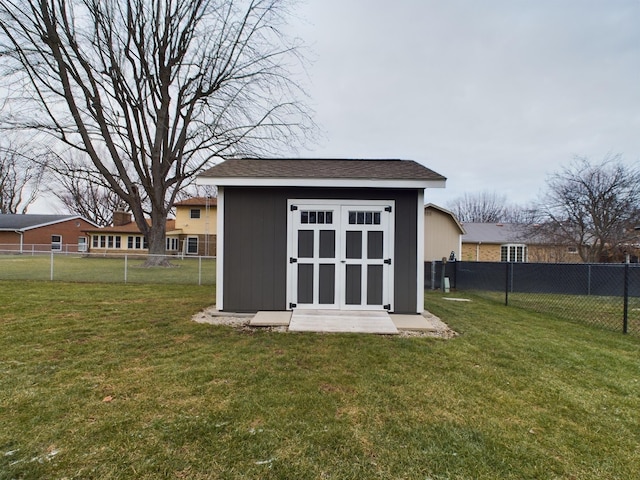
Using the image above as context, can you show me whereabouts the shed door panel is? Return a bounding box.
[340,205,391,310]
[290,206,340,309]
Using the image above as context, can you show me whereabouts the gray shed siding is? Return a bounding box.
[222,187,419,313]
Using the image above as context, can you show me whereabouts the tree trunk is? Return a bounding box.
[143,208,172,267]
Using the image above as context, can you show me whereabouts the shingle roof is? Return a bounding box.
[174,197,217,206]
[83,219,176,234]
[0,214,81,231]
[83,221,142,234]
[461,223,526,244]
[198,158,446,182]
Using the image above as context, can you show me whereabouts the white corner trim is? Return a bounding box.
[216,188,224,310]
[416,191,425,313]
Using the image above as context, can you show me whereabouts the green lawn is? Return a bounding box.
[1,282,639,479]
[471,289,640,335]
[0,254,216,284]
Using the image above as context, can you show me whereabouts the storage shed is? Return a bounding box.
[196,158,446,314]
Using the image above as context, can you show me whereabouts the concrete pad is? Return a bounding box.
[289,309,398,334]
[391,311,451,333]
[250,311,292,327]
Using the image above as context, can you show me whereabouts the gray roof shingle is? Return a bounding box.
[461,223,526,243]
[0,214,80,231]
[199,158,446,182]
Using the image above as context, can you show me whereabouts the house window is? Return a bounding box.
[100,235,107,248]
[166,237,179,251]
[186,236,198,254]
[190,208,201,219]
[78,237,87,252]
[115,236,121,249]
[501,244,527,262]
[92,236,99,248]
[126,235,147,250]
[568,246,578,254]
[51,235,62,251]
[107,235,114,248]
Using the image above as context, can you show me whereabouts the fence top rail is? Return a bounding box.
[0,249,216,260]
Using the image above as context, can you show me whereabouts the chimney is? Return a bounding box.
[113,209,132,226]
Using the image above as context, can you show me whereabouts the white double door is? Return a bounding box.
[287,200,394,311]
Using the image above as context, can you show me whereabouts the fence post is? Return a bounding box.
[124,255,128,284]
[623,262,629,334]
[431,260,436,290]
[50,250,54,281]
[198,256,202,286]
[505,262,511,306]
[452,260,457,289]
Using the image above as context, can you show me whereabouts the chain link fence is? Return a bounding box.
[0,250,216,285]
[426,261,640,335]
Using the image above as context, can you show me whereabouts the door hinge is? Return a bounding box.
[384,304,391,310]
[384,258,392,265]
[289,302,297,308]
[290,205,298,211]
[289,257,297,263]
[385,206,392,212]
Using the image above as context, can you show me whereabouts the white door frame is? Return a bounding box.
[286,199,395,311]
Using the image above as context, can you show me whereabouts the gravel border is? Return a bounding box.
[192,306,457,338]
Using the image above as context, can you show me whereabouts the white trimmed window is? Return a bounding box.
[186,236,198,254]
[78,237,87,252]
[51,235,62,251]
[501,244,527,262]
[127,235,147,249]
[166,237,179,251]
[190,208,201,219]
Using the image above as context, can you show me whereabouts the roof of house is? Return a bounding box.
[424,203,465,234]
[174,197,217,207]
[461,223,526,244]
[197,158,447,188]
[0,214,96,231]
[84,219,176,234]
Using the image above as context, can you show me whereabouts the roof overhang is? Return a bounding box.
[196,177,446,189]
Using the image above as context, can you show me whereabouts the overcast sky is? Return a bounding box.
[287,0,640,208]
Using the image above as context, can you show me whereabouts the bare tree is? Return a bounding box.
[535,155,640,262]
[53,173,122,227]
[0,0,313,264]
[448,191,517,223]
[0,144,47,214]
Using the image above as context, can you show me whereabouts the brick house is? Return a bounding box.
[0,214,98,253]
[84,198,217,256]
[172,197,217,256]
[461,223,583,263]
[83,210,175,255]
